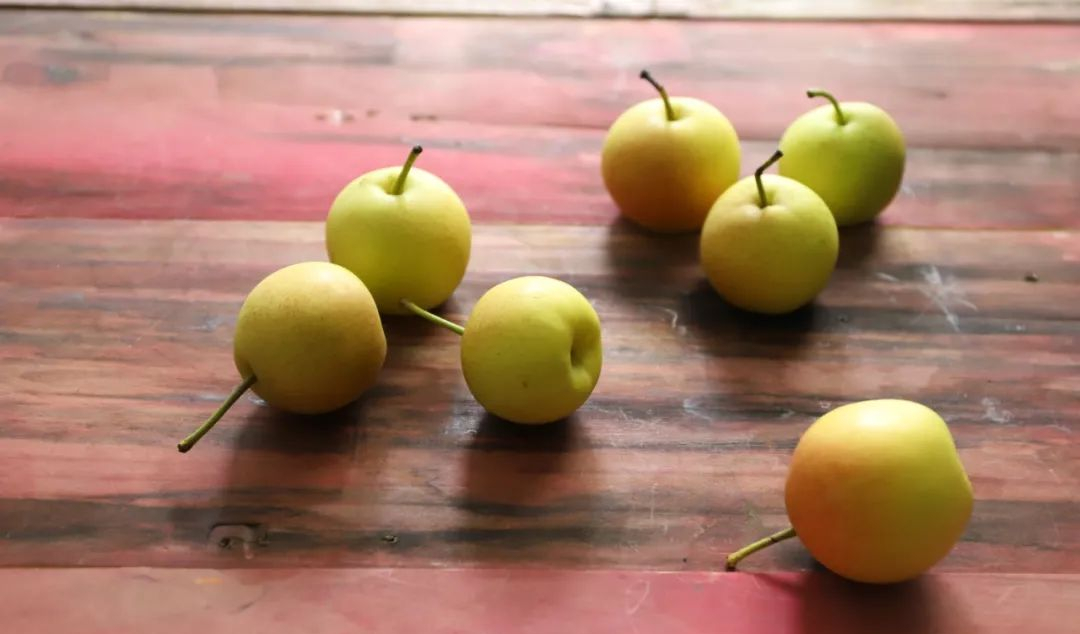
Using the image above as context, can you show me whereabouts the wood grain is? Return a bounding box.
[1,11,1078,227]
[0,97,1076,228]
[1,218,1077,571]
[8,0,1080,21]
[1,567,1078,634]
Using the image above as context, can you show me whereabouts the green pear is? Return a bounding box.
[401,276,603,424]
[177,261,387,453]
[700,150,839,314]
[326,145,472,315]
[778,89,905,226]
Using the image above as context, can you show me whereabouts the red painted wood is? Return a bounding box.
[1,11,1079,228]
[2,218,1077,571]
[0,96,1077,228]
[0,568,1077,633]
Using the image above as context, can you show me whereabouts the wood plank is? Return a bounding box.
[1,568,1078,634]
[8,0,1080,22]
[1,11,1078,228]
[0,11,1077,152]
[1,218,1077,571]
[0,96,1076,228]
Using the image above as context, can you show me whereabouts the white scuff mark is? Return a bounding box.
[900,183,918,199]
[819,401,832,411]
[981,397,1014,424]
[875,272,900,282]
[625,579,651,616]
[659,307,687,336]
[994,585,1018,606]
[917,265,977,332]
[683,397,713,422]
[1048,423,1072,434]
[779,408,796,419]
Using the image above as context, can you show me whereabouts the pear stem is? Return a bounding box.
[807,89,846,125]
[392,145,423,196]
[640,69,675,122]
[177,374,257,453]
[725,526,797,571]
[754,149,784,208]
[401,299,465,336]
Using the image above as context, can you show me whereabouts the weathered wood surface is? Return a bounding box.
[2,218,1077,571]
[8,0,1080,21]
[1,12,1079,229]
[1,568,1078,634]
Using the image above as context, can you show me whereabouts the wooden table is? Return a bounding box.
[1,4,1078,632]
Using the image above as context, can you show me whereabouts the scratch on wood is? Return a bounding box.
[918,265,977,332]
[981,397,1014,424]
[625,579,651,616]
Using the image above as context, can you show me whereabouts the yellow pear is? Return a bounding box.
[601,70,740,233]
[326,145,472,314]
[177,261,386,452]
[726,399,974,584]
[402,276,603,424]
[699,150,839,314]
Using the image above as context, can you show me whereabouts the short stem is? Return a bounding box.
[725,526,797,571]
[177,374,257,453]
[640,69,675,122]
[807,89,846,125]
[401,299,465,336]
[392,145,423,195]
[754,149,784,208]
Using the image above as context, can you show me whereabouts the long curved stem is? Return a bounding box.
[640,69,675,122]
[725,526,797,571]
[807,89,846,125]
[177,374,257,453]
[401,299,465,336]
[754,149,784,208]
[392,145,423,195]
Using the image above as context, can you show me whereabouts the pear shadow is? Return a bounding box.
[837,221,885,269]
[604,217,703,302]
[448,413,602,566]
[462,413,582,506]
[680,278,821,356]
[756,571,958,634]
[169,396,379,565]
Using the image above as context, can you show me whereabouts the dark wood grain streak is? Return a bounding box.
[1,218,1076,571]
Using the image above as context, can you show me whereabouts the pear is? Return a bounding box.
[601,70,741,233]
[177,261,386,453]
[699,149,838,314]
[778,89,906,226]
[725,399,973,583]
[400,276,603,424]
[326,145,472,315]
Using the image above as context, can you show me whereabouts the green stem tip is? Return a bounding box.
[725,526,798,571]
[807,89,846,125]
[401,299,465,336]
[177,373,257,453]
[640,69,676,122]
[392,145,423,195]
[754,149,784,208]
